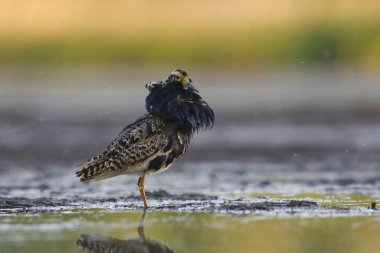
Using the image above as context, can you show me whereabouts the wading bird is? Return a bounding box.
[75,69,214,208]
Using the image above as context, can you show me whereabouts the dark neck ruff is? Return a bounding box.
[145,82,214,141]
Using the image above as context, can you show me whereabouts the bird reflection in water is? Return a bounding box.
[76,211,174,253]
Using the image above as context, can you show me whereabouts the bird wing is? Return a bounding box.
[76,114,168,182]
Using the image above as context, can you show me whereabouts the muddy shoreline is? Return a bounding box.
[1,191,378,216]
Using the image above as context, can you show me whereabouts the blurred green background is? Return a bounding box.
[1,0,380,67]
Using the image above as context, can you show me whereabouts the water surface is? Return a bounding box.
[1,211,380,253]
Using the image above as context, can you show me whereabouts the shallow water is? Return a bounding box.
[1,211,380,253]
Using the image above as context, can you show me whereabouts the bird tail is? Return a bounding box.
[75,154,127,182]
[75,160,105,182]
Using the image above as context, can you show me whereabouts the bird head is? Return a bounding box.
[166,69,198,93]
[146,69,214,135]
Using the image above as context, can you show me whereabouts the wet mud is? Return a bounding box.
[1,191,378,217]
[0,194,315,214]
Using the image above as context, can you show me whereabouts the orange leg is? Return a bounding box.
[137,173,148,208]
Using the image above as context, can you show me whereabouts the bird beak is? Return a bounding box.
[186,83,199,93]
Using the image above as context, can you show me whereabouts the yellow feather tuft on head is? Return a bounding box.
[170,69,191,85]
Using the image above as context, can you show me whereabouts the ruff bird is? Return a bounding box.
[76,69,214,207]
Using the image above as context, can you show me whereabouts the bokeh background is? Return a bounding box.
[1,0,380,66]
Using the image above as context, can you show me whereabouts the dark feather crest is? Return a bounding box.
[145,81,214,137]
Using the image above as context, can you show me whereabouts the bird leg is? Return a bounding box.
[137,173,148,208]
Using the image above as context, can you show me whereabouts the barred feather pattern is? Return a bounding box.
[75,114,172,182]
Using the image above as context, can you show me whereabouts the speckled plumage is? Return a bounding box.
[75,69,214,207]
[76,114,186,181]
